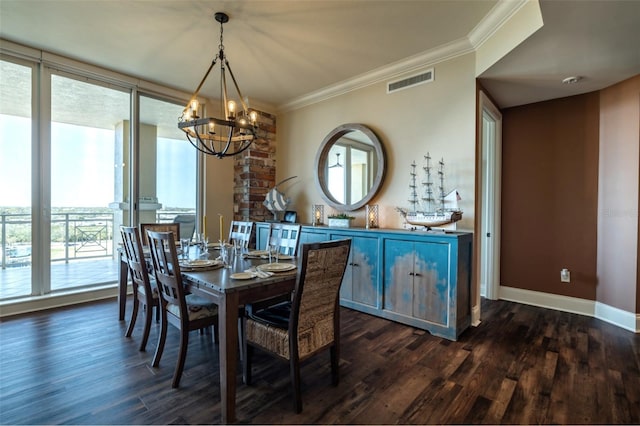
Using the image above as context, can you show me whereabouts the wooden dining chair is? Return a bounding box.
[146,230,219,388]
[242,238,352,413]
[266,223,301,256]
[139,223,180,247]
[120,226,159,352]
[228,220,254,249]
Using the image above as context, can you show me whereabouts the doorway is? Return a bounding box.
[478,91,502,304]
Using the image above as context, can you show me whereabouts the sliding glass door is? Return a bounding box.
[138,95,197,236]
[0,52,199,303]
[50,73,130,291]
[0,58,33,298]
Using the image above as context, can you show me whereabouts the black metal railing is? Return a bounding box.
[1,210,195,269]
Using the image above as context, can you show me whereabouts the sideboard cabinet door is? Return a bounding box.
[332,234,378,308]
[383,239,452,329]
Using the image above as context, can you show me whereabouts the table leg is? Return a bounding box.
[118,252,128,321]
[219,292,240,424]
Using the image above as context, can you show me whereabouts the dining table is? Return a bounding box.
[120,244,297,423]
[182,253,297,423]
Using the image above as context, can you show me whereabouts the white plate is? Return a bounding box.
[230,272,256,280]
[180,259,218,268]
[277,254,294,260]
[248,250,269,256]
[257,263,297,273]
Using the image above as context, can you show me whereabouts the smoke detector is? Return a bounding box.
[562,76,582,84]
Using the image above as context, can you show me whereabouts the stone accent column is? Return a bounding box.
[233,110,276,222]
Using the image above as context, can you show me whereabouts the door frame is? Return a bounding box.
[478,91,502,304]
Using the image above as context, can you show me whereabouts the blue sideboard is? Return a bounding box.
[255,223,473,340]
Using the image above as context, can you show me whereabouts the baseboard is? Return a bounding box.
[0,285,120,318]
[498,286,639,333]
[471,304,482,326]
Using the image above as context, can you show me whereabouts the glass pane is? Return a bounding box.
[50,74,129,291]
[328,145,346,204]
[139,95,197,240]
[350,147,369,203]
[0,59,32,299]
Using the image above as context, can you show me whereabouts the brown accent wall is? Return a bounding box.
[501,93,600,300]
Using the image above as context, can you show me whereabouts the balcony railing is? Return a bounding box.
[1,210,194,270]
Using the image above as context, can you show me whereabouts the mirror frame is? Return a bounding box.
[314,123,386,211]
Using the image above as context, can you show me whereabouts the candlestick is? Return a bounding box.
[366,204,379,229]
[312,204,324,226]
[202,215,206,235]
[219,214,224,240]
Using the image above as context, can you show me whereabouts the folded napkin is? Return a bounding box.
[245,268,274,278]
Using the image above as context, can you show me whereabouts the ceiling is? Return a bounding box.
[1,0,639,111]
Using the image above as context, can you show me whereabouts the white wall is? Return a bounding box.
[277,53,478,231]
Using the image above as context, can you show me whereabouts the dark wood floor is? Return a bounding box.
[1,297,638,425]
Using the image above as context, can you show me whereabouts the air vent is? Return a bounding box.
[387,68,434,94]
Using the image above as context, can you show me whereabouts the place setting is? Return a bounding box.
[178,258,223,272]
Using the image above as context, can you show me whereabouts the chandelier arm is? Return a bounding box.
[219,126,234,157]
[186,132,217,156]
[225,59,250,113]
[221,65,230,119]
[184,57,218,110]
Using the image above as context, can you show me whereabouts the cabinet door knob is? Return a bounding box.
[414,273,422,277]
[352,263,359,267]
[408,272,414,276]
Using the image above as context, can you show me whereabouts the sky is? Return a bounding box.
[0,115,195,210]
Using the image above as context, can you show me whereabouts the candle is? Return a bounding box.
[219,214,224,241]
[203,215,206,235]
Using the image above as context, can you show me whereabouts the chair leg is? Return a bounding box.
[290,355,302,413]
[152,308,167,367]
[330,344,339,386]
[125,297,139,338]
[139,302,153,352]
[243,345,253,385]
[237,319,243,361]
[172,327,190,388]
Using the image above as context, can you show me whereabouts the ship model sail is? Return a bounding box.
[397,153,462,228]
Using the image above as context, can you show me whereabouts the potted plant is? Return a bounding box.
[327,213,355,228]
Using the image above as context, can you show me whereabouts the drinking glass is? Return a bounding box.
[180,238,190,260]
[221,243,233,268]
[200,233,209,254]
[268,236,280,264]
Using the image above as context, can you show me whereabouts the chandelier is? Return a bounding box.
[178,12,257,158]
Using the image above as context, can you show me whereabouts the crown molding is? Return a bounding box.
[468,0,530,49]
[277,0,531,113]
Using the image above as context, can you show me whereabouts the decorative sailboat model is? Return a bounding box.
[396,154,462,229]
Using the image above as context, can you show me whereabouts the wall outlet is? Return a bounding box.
[560,268,570,283]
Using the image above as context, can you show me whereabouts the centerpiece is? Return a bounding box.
[327,213,355,228]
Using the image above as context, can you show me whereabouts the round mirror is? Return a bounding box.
[314,123,386,211]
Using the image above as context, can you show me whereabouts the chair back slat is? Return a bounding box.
[291,238,351,358]
[146,230,187,321]
[267,223,301,256]
[139,223,180,247]
[229,221,254,249]
[120,226,152,294]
